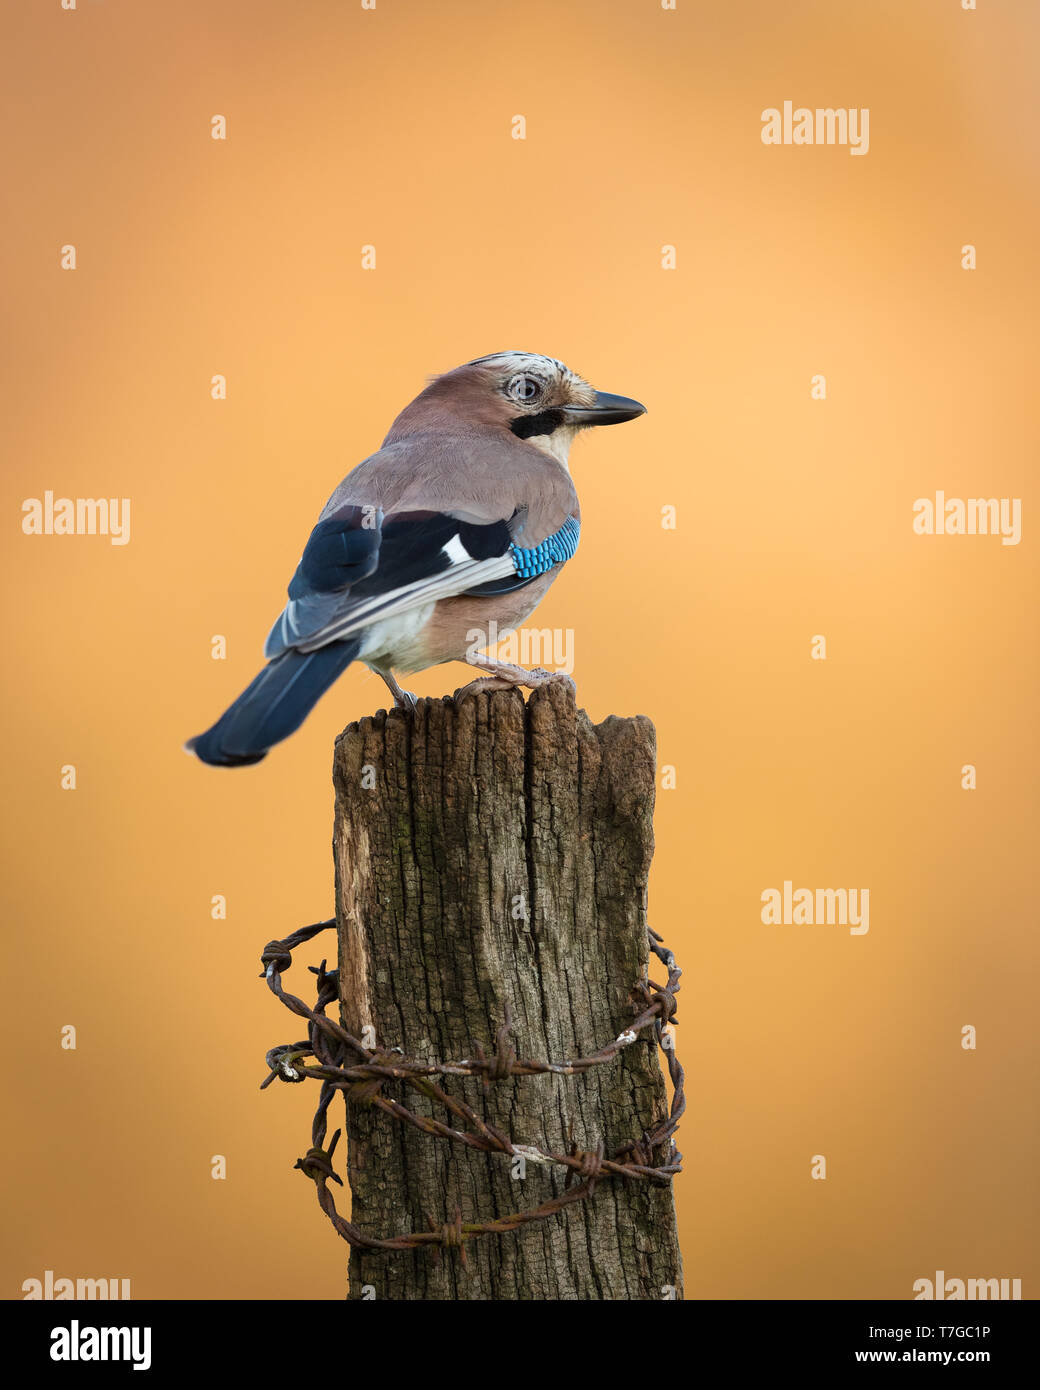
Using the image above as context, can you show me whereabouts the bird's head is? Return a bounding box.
[385,351,646,467]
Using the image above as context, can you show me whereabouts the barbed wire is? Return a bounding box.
[260,918,684,1262]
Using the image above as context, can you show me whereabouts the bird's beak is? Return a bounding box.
[563,391,647,427]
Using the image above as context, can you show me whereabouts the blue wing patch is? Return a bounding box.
[464,515,580,596]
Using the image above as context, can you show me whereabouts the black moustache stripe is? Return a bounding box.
[510,408,565,439]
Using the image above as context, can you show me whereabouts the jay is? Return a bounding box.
[187,352,645,766]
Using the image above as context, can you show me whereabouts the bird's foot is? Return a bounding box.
[523,667,577,697]
[453,663,575,702]
[375,667,419,712]
[452,675,518,701]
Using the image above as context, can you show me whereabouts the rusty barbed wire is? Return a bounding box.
[260,918,685,1261]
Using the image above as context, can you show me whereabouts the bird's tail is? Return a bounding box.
[186,640,362,766]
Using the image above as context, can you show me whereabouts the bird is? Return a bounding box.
[186,351,646,766]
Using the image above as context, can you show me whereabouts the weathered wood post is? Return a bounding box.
[333,683,683,1300]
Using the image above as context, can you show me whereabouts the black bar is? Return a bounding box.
[4,1298,1033,1374]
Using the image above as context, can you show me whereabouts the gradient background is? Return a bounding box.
[3,0,1037,1300]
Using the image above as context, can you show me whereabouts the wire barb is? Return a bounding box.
[260,917,685,1263]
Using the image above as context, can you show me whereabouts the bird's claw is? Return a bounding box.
[529,668,576,695]
[453,676,516,701]
[453,668,575,702]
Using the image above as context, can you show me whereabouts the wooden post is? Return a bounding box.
[333,683,683,1300]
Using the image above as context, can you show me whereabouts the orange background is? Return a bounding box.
[4,0,1037,1299]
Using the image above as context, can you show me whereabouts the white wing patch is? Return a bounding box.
[441,535,471,565]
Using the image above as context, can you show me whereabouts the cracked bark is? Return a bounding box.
[333,683,683,1300]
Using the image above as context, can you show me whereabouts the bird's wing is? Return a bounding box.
[264,439,577,659]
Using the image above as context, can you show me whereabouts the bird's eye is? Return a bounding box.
[508,374,542,403]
